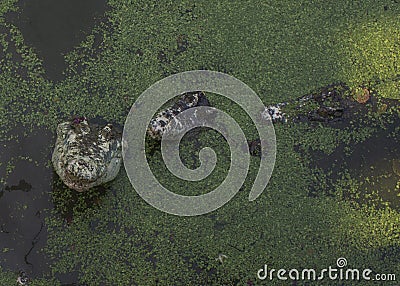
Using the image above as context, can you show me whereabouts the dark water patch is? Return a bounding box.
[306,115,400,210]
[63,23,111,78]
[0,24,29,79]
[6,0,108,81]
[0,124,106,284]
[1,125,54,165]
[0,127,54,279]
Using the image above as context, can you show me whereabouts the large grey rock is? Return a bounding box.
[52,117,122,192]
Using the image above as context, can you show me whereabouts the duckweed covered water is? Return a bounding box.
[0,0,399,285]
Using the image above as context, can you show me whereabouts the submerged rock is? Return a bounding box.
[52,117,122,192]
[147,91,211,140]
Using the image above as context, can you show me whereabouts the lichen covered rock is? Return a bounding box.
[52,117,122,192]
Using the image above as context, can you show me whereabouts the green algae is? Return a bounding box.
[0,0,400,285]
[336,15,400,99]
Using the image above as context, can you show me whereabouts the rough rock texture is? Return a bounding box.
[52,117,122,192]
[147,91,211,140]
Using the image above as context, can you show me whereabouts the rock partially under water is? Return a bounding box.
[52,117,122,192]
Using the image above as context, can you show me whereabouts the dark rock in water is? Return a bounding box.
[147,91,211,140]
[52,117,122,192]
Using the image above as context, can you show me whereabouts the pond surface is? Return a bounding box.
[0,126,54,278]
[309,112,400,209]
[6,0,108,81]
[0,0,400,285]
[0,0,108,283]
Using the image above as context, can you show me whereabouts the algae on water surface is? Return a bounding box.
[0,0,399,285]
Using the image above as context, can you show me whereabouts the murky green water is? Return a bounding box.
[0,0,399,285]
